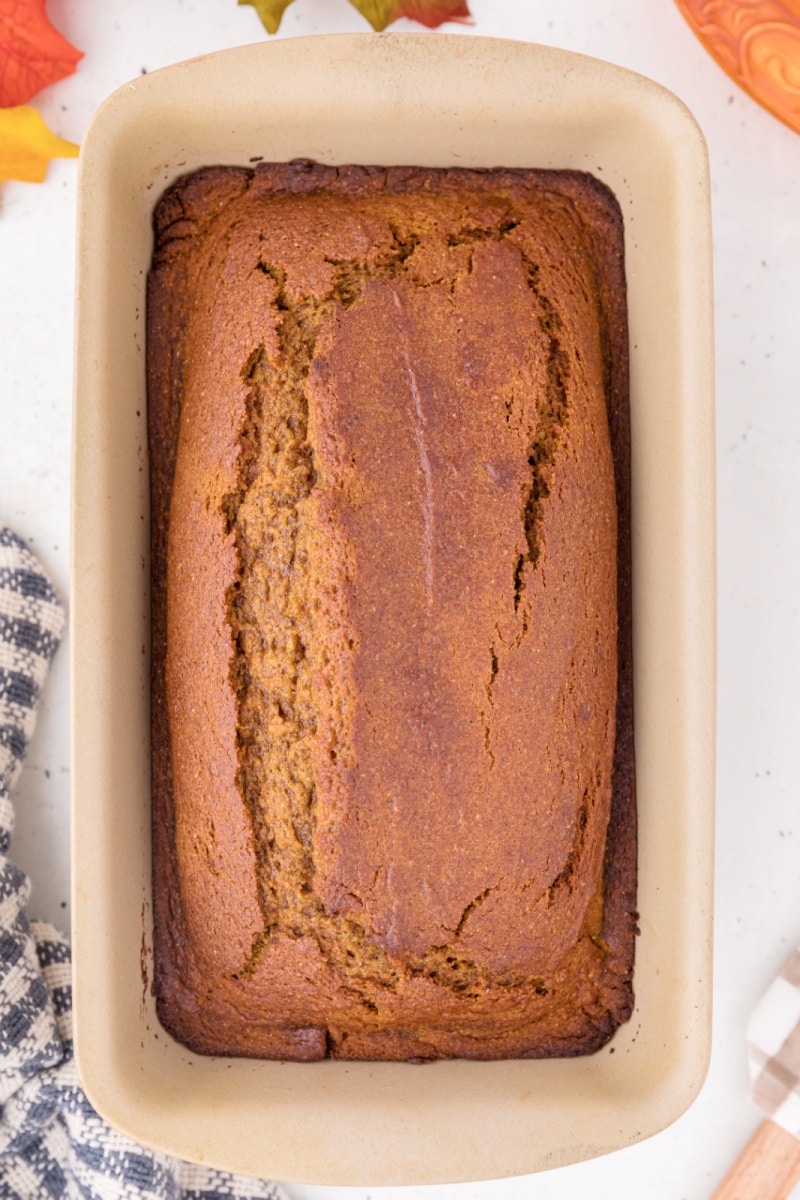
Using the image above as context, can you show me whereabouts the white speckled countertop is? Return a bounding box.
[1,1,799,1196]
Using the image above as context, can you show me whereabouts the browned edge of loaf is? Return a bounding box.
[147,162,636,1061]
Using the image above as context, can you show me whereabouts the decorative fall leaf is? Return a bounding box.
[0,0,83,108]
[348,0,471,32]
[0,104,78,182]
[238,0,297,36]
[241,0,471,35]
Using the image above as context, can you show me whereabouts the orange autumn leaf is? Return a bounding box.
[0,104,78,182]
[240,0,471,35]
[0,0,83,108]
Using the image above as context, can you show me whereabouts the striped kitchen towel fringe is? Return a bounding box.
[748,945,800,1138]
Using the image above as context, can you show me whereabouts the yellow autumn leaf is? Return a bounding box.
[0,104,78,183]
[238,0,296,36]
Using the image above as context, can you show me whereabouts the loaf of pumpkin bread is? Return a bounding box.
[148,161,636,1060]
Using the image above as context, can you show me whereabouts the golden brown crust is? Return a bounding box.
[148,162,636,1060]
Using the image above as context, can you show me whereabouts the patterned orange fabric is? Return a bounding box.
[675,0,800,134]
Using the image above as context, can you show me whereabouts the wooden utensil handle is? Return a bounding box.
[712,1119,800,1200]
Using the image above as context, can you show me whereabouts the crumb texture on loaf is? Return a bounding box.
[148,162,636,1060]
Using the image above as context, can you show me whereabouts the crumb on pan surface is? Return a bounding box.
[148,161,636,1061]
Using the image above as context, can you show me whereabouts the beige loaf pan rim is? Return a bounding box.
[71,32,715,1187]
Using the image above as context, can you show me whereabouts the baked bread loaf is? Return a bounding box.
[148,161,636,1061]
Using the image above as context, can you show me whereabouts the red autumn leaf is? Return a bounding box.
[241,0,471,35]
[0,0,83,108]
[349,0,472,32]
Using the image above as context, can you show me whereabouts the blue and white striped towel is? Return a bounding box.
[0,527,288,1200]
